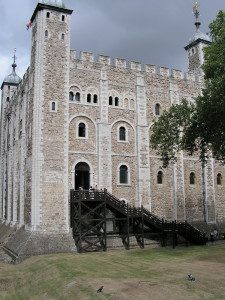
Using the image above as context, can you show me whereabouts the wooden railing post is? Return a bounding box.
[104,188,107,251]
[141,205,145,249]
[172,221,176,249]
[78,187,83,253]
[70,189,73,229]
[161,218,165,247]
[127,203,130,250]
[185,220,188,247]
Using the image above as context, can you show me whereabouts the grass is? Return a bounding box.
[0,244,225,299]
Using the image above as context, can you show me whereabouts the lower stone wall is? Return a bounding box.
[3,226,76,263]
[0,223,17,245]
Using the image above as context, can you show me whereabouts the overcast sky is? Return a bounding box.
[0,0,224,85]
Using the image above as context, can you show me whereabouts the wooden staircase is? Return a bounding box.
[70,189,207,253]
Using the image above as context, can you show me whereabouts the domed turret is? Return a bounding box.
[184,2,211,74]
[1,50,21,90]
[189,30,211,44]
[38,0,65,8]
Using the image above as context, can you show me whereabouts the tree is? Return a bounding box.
[150,11,225,167]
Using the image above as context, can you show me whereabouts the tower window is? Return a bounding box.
[50,101,57,112]
[87,94,91,103]
[46,12,50,18]
[62,15,65,21]
[119,127,126,141]
[109,96,113,106]
[155,103,161,116]
[157,171,163,184]
[93,94,98,104]
[115,97,119,107]
[190,172,195,185]
[217,173,222,185]
[69,91,74,101]
[78,123,86,138]
[75,92,80,102]
[6,97,9,102]
[120,165,128,184]
[51,102,56,111]
[61,33,65,40]
[45,30,48,38]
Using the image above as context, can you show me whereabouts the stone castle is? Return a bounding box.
[0,0,224,258]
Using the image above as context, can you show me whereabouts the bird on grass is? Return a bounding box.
[97,286,104,293]
[187,274,195,281]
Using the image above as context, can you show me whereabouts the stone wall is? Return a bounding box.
[1,2,225,250]
[68,50,225,228]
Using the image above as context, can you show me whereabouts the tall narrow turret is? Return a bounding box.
[185,2,211,75]
[29,0,73,235]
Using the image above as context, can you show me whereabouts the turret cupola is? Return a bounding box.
[38,0,65,8]
[185,2,211,75]
[1,49,21,90]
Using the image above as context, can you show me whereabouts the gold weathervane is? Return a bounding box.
[193,2,201,30]
[193,2,200,15]
[13,48,17,65]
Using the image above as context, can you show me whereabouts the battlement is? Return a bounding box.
[70,49,202,82]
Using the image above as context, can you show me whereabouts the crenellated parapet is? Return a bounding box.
[70,49,203,83]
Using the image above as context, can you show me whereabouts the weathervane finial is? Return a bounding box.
[12,48,17,72]
[193,2,201,31]
[13,48,16,64]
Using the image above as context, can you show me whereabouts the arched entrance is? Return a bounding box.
[75,162,90,190]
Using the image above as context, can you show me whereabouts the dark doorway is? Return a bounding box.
[75,162,90,190]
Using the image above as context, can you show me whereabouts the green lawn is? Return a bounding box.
[0,244,225,299]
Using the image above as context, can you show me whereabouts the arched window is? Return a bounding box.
[62,15,65,21]
[115,97,119,107]
[190,172,195,185]
[130,99,135,110]
[109,96,113,106]
[124,98,129,108]
[78,123,86,138]
[217,173,222,185]
[61,33,65,40]
[157,171,163,184]
[155,103,161,116]
[93,94,98,104]
[69,91,74,101]
[119,127,126,141]
[120,165,128,184]
[75,92,80,102]
[45,30,48,38]
[46,12,50,18]
[87,94,91,103]
[51,101,56,111]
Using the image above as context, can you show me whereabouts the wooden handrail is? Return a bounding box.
[70,189,206,245]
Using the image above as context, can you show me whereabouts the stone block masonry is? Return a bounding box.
[0,1,225,260]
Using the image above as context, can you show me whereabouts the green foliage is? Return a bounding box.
[151,99,195,167]
[151,10,225,166]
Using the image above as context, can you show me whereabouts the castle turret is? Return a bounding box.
[185,2,211,75]
[0,51,21,223]
[28,0,74,239]
[1,50,21,92]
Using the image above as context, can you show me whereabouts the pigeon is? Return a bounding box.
[187,274,195,281]
[97,286,104,293]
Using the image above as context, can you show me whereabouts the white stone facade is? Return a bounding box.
[1,1,225,245]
